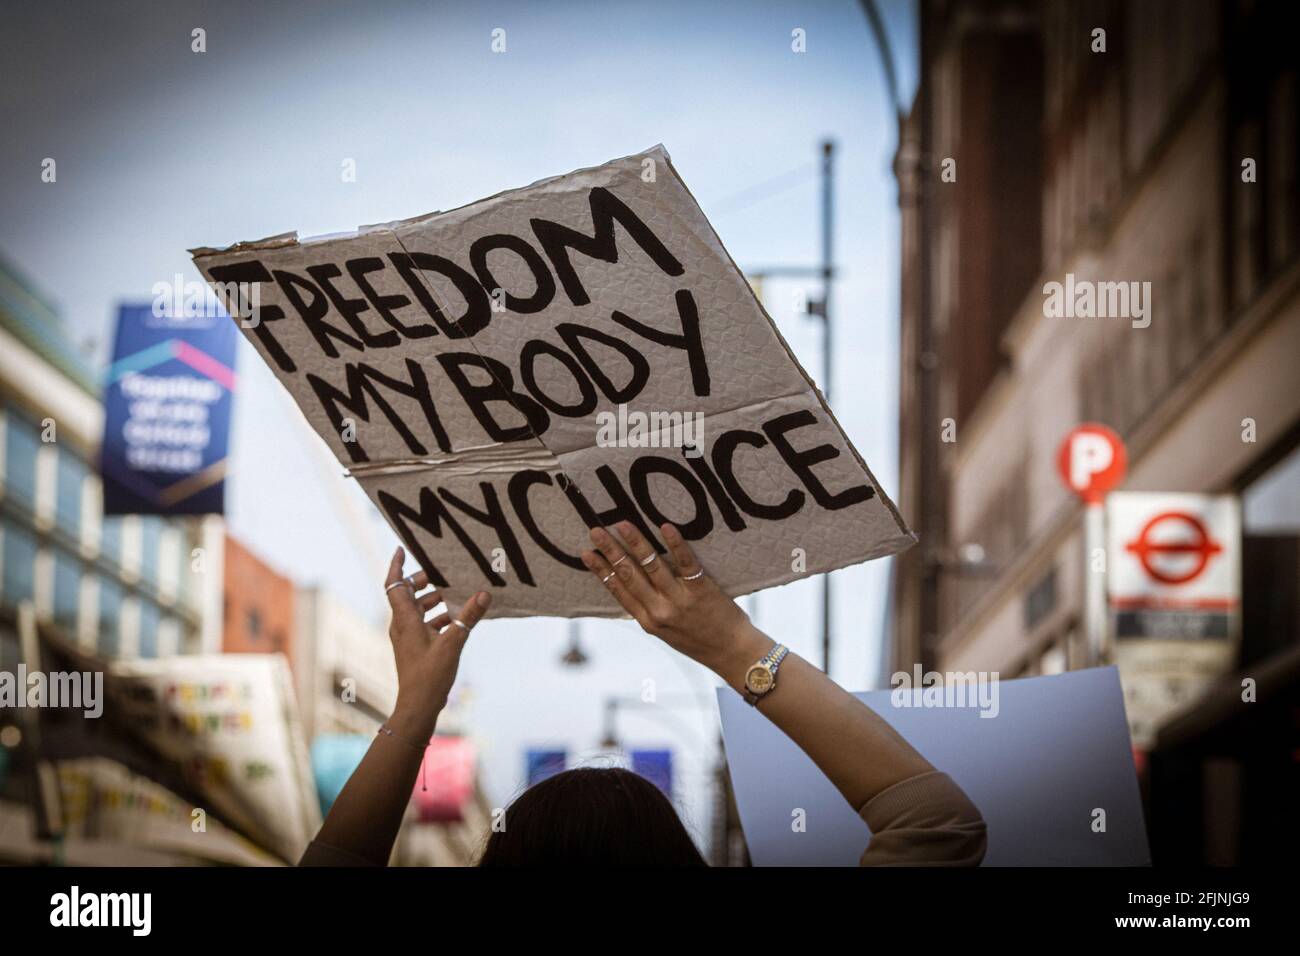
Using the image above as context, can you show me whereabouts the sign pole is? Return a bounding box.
[1057,423,1128,669]
[1083,501,1107,668]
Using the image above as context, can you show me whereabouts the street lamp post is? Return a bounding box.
[818,139,835,676]
[743,140,837,675]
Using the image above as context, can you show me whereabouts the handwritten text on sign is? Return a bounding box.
[194,146,913,616]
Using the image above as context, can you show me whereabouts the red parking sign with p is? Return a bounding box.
[1057,423,1127,503]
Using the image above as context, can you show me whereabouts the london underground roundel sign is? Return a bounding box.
[1057,423,1127,503]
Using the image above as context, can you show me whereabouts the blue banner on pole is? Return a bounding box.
[101,302,237,515]
[631,749,673,798]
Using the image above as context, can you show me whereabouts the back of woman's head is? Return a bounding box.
[477,767,708,866]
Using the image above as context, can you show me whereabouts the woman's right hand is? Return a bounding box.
[581,521,772,688]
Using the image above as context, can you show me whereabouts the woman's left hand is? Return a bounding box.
[384,546,490,736]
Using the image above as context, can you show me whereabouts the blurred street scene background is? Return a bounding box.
[0,0,1297,866]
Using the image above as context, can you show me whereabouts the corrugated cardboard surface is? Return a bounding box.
[193,146,914,616]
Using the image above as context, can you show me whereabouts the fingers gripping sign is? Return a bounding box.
[661,522,706,584]
[385,547,424,628]
[581,523,755,672]
[612,520,677,589]
[581,528,650,626]
[385,546,491,715]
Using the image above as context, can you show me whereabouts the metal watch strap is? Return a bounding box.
[743,643,789,705]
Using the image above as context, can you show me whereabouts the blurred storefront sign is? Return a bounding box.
[413,736,475,823]
[310,734,370,815]
[1106,492,1241,749]
[51,757,279,866]
[525,749,566,787]
[111,653,321,861]
[630,748,673,798]
[101,302,236,515]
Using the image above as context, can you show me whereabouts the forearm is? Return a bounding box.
[307,700,436,865]
[706,623,934,811]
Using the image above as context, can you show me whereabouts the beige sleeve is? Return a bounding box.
[857,770,987,867]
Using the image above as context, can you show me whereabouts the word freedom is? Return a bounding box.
[205,188,713,463]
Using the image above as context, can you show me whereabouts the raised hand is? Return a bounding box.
[581,521,771,689]
[385,546,491,734]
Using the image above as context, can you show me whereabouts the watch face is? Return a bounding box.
[745,666,774,694]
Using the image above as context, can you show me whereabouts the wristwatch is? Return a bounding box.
[743,644,789,706]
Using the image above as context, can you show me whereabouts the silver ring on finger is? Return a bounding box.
[385,580,409,593]
[611,554,628,567]
[639,553,659,567]
[601,571,616,584]
[450,619,469,632]
[682,568,705,581]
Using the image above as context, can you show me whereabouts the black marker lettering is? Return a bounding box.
[307,262,400,349]
[762,411,874,511]
[437,483,533,586]
[507,470,587,571]
[273,269,364,358]
[611,289,710,397]
[470,233,556,314]
[346,256,438,339]
[306,359,450,463]
[436,352,549,443]
[555,323,650,404]
[628,456,714,540]
[389,251,491,339]
[530,186,684,307]
[711,429,803,520]
[206,260,295,373]
[519,339,597,417]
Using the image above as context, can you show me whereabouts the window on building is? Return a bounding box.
[55,451,86,538]
[52,550,81,634]
[246,607,262,641]
[98,578,123,657]
[1,522,37,606]
[139,601,160,659]
[100,516,123,564]
[4,411,40,506]
[140,516,162,586]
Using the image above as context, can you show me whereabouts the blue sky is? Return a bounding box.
[0,0,917,840]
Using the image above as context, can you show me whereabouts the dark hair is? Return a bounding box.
[477,767,708,866]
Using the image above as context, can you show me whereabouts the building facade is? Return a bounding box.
[0,257,222,665]
[222,534,295,664]
[294,585,396,739]
[893,0,1300,864]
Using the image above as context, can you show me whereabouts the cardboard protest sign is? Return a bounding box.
[192,146,913,616]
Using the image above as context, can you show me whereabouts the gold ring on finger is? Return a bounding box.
[611,555,628,567]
